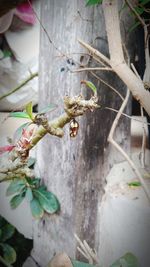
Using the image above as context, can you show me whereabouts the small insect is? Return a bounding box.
[70,118,79,138]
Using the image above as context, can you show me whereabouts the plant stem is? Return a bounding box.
[0,72,38,101]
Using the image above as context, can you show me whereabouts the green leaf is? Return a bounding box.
[6,179,26,197]
[10,194,25,209]
[0,224,15,242]
[110,252,139,267]
[71,259,95,267]
[9,112,30,119]
[14,122,31,141]
[30,198,44,218]
[33,187,60,214]
[139,0,150,5]
[0,217,6,228]
[128,181,141,187]
[25,102,34,120]
[3,50,12,58]
[38,104,57,115]
[81,80,97,94]
[128,21,140,32]
[0,243,16,264]
[25,187,33,202]
[27,157,36,168]
[86,0,102,5]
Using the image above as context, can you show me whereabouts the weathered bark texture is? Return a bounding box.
[32,1,132,266]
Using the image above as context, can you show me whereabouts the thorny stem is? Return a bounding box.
[0,93,99,179]
[28,95,99,150]
[0,72,38,101]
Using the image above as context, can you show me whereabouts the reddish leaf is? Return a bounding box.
[0,145,15,155]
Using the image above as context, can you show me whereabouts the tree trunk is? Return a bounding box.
[32,1,131,266]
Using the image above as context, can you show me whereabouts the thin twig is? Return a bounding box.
[27,0,82,66]
[73,67,113,73]
[108,89,150,203]
[105,107,150,126]
[0,72,38,101]
[78,39,111,66]
[131,63,141,79]
[91,71,124,100]
[83,240,99,263]
[74,234,98,264]
[140,106,146,168]
[125,0,146,28]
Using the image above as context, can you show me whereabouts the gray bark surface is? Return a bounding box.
[32,1,131,266]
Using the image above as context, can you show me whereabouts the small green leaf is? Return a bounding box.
[13,122,31,141]
[30,198,44,218]
[33,187,60,214]
[86,0,102,5]
[38,104,57,115]
[128,181,141,187]
[6,179,26,196]
[0,243,16,264]
[10,194,25,209]
[0,224,15,242]
[9,112,30,119]
[26,187,33,202]
[110,252,139,267]
[81,80,97,94]
[3,50,12,58]
[27,157,36,168]
[25,102,34,120]
[128,21,140,32]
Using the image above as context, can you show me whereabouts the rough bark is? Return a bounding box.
[31,1,131,266]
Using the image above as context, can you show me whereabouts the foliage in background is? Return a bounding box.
[0,216,32,267]
[6,177,60,219]
[85,0,102,5]
[0,216,16,266]
[85,0,150,32]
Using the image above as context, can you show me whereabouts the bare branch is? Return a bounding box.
[72,67,113,73]
[108,89,150,203]
[0,72,38,101]
[91,71,124,100]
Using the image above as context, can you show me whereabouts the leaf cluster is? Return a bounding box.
[0,217,16,266]
[6,177,60,219]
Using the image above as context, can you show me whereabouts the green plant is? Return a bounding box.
[0,82,98,218]
[6,177,60,219]
[85,0,102,5]
[0,217,16,267]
